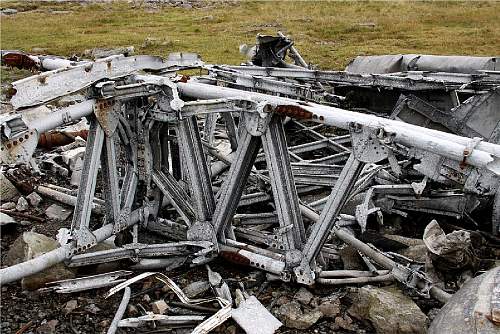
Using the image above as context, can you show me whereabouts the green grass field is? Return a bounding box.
[1,0,499,70]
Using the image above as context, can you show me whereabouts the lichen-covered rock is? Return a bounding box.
[294,287,314,305]
[5,232,74,290]
[274,300,323,329]
[348,285,428,334]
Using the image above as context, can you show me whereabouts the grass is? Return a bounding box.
[0,0,499,70]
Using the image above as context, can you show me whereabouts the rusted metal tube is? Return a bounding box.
[38,130,88,149]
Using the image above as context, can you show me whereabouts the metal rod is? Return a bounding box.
[107,287,131,334]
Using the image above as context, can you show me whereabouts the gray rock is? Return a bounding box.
[84,304,101,314]
[27,192,42,207]
[151,300,168,314]
[182,280,210,298]
[0,172,19,201]
[294,287,313,305]
[318,297,341,318]
[348,285,428,334]
[274,301,323,330]
[5,232,74,290]
[36,319,58,334]
[1,202,16,210]
[63,300,78,314]
[45,204,72,222]
[127,304,139,317]
[16,197,29,212]
[0,212,16,226]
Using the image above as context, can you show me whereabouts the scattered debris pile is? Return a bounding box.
[1,33,499,334]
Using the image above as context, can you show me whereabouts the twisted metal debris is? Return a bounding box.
[0,33,499,332]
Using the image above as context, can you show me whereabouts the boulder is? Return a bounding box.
[5,232,74,290]
[274,301,322,330]
[349,285,428,334]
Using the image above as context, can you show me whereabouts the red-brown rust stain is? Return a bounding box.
[220,250,251,266]
[1,52,38,70]
[38,130,89,149]
[274,105,313,120]
[178,75,190,83]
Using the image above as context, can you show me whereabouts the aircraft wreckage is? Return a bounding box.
[0,34,499,333]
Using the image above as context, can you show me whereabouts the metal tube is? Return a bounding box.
[298,205,451,303]
[0,209,141,285]
[317,273,395,285]
[30,100,95,134]
[177,81,500,172]
[107,287,131,334]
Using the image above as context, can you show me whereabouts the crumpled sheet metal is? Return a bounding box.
[232,296,282,334]
[107,272,232,334]
[423,220,471,257]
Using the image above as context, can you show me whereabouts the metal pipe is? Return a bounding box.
[0,209,141,285]
[317,273,395,285]
[36,185,104,214]
[29,100,94,134]
[298,206,451,303]
[177,81,500,173]
[107,287,131,334]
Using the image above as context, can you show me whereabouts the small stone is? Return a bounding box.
[16,197,29,212]
[64,300,78,314]
[127,304,139,317]
[99,319,111,328]
[226,325,237,334]
[275,295,291,306]
[318,298,341,318]
[183,280,210,298]
[294,287,314,305]
[45,204,72,222]
[36,319,58,334]
[151,300,168,314]
[84,304,101,314]
[334,314,355,331]
[181,3,192,9]
[1,202,16,210]
[27,192,42,207]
